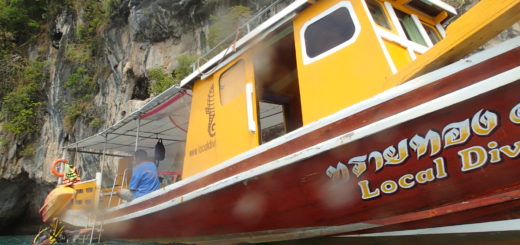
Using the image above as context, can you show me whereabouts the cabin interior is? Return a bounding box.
[68,0,455,210]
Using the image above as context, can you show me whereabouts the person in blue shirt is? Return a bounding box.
[118,149,160,201]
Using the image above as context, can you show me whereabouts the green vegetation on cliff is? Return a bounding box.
[148,54,197,95]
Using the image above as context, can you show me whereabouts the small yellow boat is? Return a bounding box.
[39,186,75,223]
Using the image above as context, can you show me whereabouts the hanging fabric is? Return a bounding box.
[155,138,166,163]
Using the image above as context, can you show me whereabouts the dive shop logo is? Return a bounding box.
[205,84,216,137]
[325,102,520,201]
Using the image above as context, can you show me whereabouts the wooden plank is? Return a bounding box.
[386,0,520,86]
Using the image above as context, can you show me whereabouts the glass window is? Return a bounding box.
[219,60,246,105]
[366,0,391,29]
[423,24,440,44]
[395,9,427,46]
[304,6,357,59]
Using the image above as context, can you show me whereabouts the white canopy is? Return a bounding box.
[64,85,191,157]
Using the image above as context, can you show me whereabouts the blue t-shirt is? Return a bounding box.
[129,161,160,198]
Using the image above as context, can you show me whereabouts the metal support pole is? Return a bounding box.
[134,116,141,152]
[96,134,108,242]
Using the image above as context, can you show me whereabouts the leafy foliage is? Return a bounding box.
[0,61,46,135]
[0,0,46,49]
[148,55,197,95]
[62,67,102,132]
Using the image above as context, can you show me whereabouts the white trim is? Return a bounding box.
[246,83,257,132]
[361,0,398,74]
[105,65,520,224]
[105,37,520,216]
[424,0,458,16]
[200,13,296,81]
[384,2,406,38]
[377,28,429,53]
[338,219,520,237]
[411,14,434,47]
[436,23,446,38]
[407,47,417,60]
[180,0,310,87]
[300,1,362,65]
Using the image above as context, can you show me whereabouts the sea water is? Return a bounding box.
[0,235,165,245]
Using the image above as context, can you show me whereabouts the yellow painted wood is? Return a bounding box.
[70,181,96,210]
[386,0,520,87]
[294,0,394,124]
[384,40,413,70]
[182,56,259,178]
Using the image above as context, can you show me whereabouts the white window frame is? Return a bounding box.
[300,1,361,65]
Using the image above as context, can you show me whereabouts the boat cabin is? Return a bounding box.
[181,0,456,177]
[63,0,456,209]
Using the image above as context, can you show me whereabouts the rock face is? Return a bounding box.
[0,0,274,234]
[0,0,518,234]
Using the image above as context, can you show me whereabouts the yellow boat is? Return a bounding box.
[58,0,520,243]
[39,186,75,223]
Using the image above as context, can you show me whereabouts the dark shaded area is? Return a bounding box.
[131,76,151,100]
[0,172,54,235]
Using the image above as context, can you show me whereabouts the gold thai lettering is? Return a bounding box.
[510,103,520,124]
[409,130,441,159]
[348,155,367,177]
[383,139,409,165]
[326,162,350,181]
[443,119,471,148]
[471,109,498,136]
[368,151,384,172]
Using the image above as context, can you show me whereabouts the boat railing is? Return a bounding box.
[193,0,293,71]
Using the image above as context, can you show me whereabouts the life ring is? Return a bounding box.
[50,159,68,177]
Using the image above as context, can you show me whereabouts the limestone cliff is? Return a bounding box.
[0,0,277,233]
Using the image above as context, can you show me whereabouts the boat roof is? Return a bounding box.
[64,0,456,156]
[63,85,191,156]
[179,0,456,88]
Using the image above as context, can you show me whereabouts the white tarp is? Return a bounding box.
[64,85,191,156]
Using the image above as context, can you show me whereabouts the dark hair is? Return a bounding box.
[134,149,148,162]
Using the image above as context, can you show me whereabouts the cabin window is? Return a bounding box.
[219,60,246,105]
[395,9,427,47]
[366,0,391,30]
[423,24,440,44]
[301,2,360,64]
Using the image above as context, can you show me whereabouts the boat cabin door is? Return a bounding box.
[183,57,260,178]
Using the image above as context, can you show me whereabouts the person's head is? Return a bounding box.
[134,149,148,163]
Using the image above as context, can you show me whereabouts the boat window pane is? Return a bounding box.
[423,24,440,44]
[304,7,356,58]
[366,0,391,29]
[219,60,246,105]
[395,10,427,46]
